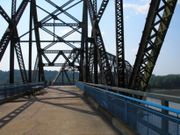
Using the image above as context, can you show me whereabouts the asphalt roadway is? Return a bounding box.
[0,86,119,135]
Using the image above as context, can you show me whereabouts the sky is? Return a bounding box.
[0,0,180,75]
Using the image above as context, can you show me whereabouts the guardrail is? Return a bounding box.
[76,82,180,135]
[86,83,180,104]
[0,82,46,103]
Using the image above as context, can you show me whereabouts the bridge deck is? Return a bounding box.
[0,86,119,135]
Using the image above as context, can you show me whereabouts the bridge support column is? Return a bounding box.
[9,0,17,84]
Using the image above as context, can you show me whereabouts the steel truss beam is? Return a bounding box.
[19,0,80,39]
[79,0,88,81]
[43,23,80,27]
[9,0,16,83]
[0,0,29,63]
[0,0,176,90]
[0,6,11,23]
[129,0,178,91]
[40,0,82,24]
[31,0,45,82]
[45,0,80,23]
[29,0,83,84]
[0,0,29,83]
[40,27,77,48]
[115,0,125,87]
[36,4,81,34]
[93,0,97,13]
[97,0,109,23]
[87,0,112,85]
[20,40,81,43]
[42,50,71,67]
[53,48,81,84]
[29,1,33,82]
[13,29,28,82]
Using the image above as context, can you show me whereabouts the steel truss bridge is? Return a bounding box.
[0,0,179,135]
[0,0,177,90]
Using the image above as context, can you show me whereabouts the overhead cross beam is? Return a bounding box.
[40,0,80,24]
[30,0,83,84]
[42,50,71,67]
[41,27,77,48]
[36,2,81,34]
[45,0,80,23]
[53,48,81,84]
[19,0,82,40]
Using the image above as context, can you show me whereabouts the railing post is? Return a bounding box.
[124,100,127,122]
[161,100,169,135]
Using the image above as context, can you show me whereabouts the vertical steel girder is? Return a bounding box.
[28,1,33,82]
[32,56,39,82]
[129,0,178,91]
[92,1,98,84]
[115,0,125,87]
[31,0,45,82]
[80,0,88,81]
[88,38,95,83]
[83,1,89,82]
[9,0,16,83]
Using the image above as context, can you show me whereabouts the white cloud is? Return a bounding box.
[124,2,150,15]
[140,0,149,2]
[124,0,179,15]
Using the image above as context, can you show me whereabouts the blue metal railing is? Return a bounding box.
[76,82,180,135]
[0,82,46,103]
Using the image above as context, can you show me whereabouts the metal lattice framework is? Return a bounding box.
[0,0,178,91]
[115,0,125,87]
[129,0,178,91]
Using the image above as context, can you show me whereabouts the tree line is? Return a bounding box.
[0,70,78,85]
[149,74,180,89]
[0,70,180,89]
